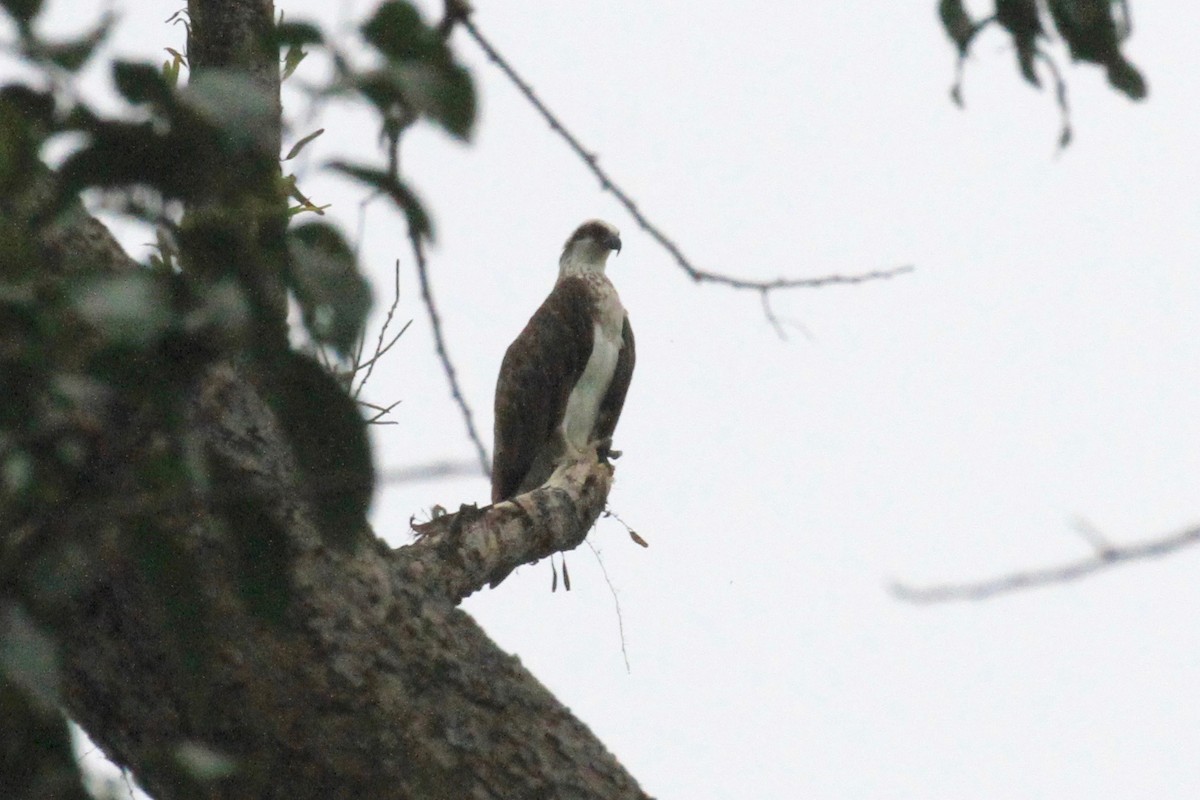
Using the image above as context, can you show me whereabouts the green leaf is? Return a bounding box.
[0,606,62,710]
[386,61,476,140]
[175,742,238,780]
[328,161,432,239]
[268,352,374,550]
[38,12,113,72]
[130,517,213,674]
[282,46,307,81]
[1047,0,1147,100]
[56,119,201,203]
[275,20,323,48]
[163,48,186,89]
[276,20,322,82]
[180,69,278,156]
[1105,57,1146,100]
[0,87,53,197]
[284,127,324,161]
[113,60,174,107]
[0,0,43,27]
[286,222,372,357]
[358,1,476,139]
[210,470,292,624]
[181,278,252,350]
[938,0,974,54]
[0,678,90,800]
[995,0,1044,87]
[361,1,440,62]
[71,272,175,348]
[0,84,54,129]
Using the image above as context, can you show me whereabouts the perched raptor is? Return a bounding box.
[491,219,635,503]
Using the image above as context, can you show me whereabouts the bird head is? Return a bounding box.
[560,219,622,274]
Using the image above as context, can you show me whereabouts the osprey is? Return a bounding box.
[491,219,635,503]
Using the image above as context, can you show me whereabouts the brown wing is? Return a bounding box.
[491,278,595,503]
[593,314,635,444]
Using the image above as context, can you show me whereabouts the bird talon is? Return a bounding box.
[593,438,622,463]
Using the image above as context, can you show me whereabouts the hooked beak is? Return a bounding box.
[607,232,622,255]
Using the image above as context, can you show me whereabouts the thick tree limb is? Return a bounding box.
[60,362,647,799]
[404,456,614,602]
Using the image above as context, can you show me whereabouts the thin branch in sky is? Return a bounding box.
[379,459,482,484]
[1034,50,1073,150]
[348,39,490,481]
[1071,516,1115,557]
[456,13,912,294]
[354,260,408,399]
[586,538,632,673]
[761,289,788,340]
[409,230,493,478]
[892,522,1200,603]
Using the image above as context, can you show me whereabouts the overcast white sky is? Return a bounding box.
[18,1,1200,797]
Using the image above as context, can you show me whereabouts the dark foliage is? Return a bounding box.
[939,0,1145,146]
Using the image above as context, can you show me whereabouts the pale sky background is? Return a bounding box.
[12,1,1200,798]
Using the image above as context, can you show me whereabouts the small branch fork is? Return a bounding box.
[351,21,491,478]
[448,6,912,295]
[892,522,1200,603]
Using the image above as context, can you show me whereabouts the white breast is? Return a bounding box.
[562,322,620,452]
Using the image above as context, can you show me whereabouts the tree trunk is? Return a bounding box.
[51,2,651,797]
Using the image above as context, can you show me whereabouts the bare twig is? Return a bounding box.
[760,290,788,341]
[354,319,411,380]
[1071,516,1115,557]
[1035,50,1073,150]
[409,231,492,478]
[353,280,410,402]
[586,539,631,673]
[948,15,1072,149]
[361,399,402,424]
[458,16,912,293]
[602,507,648,548]
[892,523,1200,603]
[949,15,996,108]
[759,290,815,343]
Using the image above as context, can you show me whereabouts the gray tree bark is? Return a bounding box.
[51,2,651,797]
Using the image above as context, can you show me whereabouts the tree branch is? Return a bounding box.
[58,295,648,800]
[892,522,1200,603]
[457,13,912,294]
[44,3,650,797]
[409,225,492,479]
[401,455,613,602]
